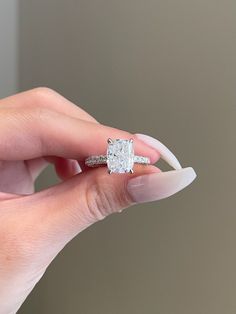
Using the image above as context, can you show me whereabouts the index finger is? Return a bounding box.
[0,87,98,123]
[0,107,160,163]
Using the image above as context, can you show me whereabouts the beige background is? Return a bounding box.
[1,0,236,313]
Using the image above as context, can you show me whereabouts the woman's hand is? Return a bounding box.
[0,88,196,314]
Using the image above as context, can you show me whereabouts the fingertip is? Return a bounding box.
[54,158,82,180]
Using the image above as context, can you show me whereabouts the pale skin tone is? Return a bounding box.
[0,87,161,314]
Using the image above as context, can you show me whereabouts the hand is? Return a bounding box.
[0,88,196,314]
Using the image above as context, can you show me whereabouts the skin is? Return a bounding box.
[0,87,161,314]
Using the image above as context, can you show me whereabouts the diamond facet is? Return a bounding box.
[107,139,134,173]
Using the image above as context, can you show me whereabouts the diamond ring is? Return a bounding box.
[85,138,150,174]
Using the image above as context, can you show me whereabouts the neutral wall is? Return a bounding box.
[0,0,18,97]
[16,1,236,313]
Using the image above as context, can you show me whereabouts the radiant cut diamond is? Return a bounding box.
[107,139,134,173]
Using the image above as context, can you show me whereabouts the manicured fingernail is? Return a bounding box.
[127,167,196,203]
[135,133,182,170]
[70,160,82,175]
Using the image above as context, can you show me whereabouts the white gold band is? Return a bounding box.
[85,155,150,167]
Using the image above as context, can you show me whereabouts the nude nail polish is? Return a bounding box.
[135,133,182,170]
[127,167,196,203]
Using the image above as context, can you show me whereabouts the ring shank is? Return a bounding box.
[85,155,150,167]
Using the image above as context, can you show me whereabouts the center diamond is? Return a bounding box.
[107,139,134,173]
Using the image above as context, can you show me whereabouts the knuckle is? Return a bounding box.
[28,105,53,121]
[30,86,58,101]
[84,176,132,222]
[18,106,55,154]
[85,182,110,222]
[28,87,64,113]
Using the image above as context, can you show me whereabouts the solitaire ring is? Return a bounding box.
[85,138,150,174]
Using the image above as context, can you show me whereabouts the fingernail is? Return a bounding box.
[127,167,196,203]
[135,133,182,170]
[70,160,82,175]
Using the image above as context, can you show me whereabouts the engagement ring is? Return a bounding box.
[85,138,150,174]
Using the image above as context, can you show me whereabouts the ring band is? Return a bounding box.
[85,155,150,166]
[85,138,150,174]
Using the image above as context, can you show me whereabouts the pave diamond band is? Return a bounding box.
[85,155,150,167]
[85,138,150,174]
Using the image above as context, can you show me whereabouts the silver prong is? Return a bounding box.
[108,169,112,174]
[129,138,133,143]
[107,138,113,144]
[130,169,134,174]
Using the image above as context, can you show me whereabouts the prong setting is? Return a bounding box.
[85,139,150,174]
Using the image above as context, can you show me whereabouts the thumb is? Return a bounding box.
[26,165,196,251]
[0,166,158,314]
[0,166,196,314]
[29,166,159,245]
